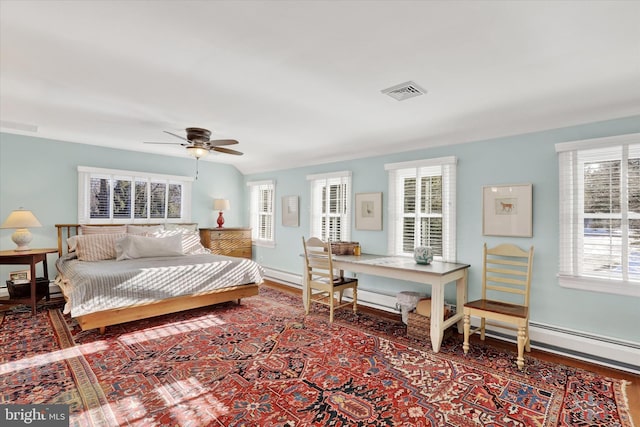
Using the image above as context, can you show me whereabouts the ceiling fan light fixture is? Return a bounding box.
[186,146,209,159]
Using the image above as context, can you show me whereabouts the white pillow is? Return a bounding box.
[164,223,198,232]
[115,234,185,261]
[127,224,164,235]
[152,230,209,255]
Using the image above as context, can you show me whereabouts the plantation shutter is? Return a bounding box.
[307,171,351,242]
[556,133,640,292]
[78,166,192,223]
[247,180,275,244]
[386,156,457,261]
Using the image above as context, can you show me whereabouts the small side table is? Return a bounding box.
[0,248,58,315]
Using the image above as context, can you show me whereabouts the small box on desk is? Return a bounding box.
[6,278,49,299]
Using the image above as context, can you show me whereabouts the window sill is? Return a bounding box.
[558,274,640,297]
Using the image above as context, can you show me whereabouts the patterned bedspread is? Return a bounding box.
[56,253,264,317]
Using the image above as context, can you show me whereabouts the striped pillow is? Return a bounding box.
[80,225,127,235]
[76,233,126,261]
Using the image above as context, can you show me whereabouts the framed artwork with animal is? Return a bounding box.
[482,184,533,237]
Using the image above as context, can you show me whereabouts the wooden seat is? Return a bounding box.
[463,243,534,370]
[302,236,358,322]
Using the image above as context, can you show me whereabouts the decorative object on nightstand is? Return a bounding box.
[1,208,42,251]
[199,227,252,259]
[213,199,230,228]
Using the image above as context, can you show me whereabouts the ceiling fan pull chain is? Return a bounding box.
[195,157,200,180]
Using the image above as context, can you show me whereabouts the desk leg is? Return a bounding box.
[455,269,468,334]
[430,284,444,353]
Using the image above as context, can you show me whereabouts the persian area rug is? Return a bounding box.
[0,287,634,427]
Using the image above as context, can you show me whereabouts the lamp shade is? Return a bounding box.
[1,209,42,229]
[1,209,42,251]
[213,199,230,211]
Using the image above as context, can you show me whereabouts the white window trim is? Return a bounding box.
[385,156,457,262]
[247,179,276,248]
[306,170,352,242]
[555,133,640,297]
[77,166,193,224]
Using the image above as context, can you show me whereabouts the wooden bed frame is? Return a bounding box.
[55,223,261,334]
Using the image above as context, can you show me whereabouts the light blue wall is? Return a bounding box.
[246,116,640,344]
[0,132,245,275]
[2,117,639,344]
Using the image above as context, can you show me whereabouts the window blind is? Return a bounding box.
[307,171,351,242]
[556,133,640,296]
[386,156,456,261]
[78,166,192,223]
[247,180,275,244]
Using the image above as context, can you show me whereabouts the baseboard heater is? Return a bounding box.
[264,268,640,375]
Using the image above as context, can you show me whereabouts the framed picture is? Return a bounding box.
[282,195,299,227]
[9,269,30,283]
[355,192,382,231]
[482,184,533,237]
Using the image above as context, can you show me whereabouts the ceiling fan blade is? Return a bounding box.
[164,130,191,143]
[213,146,243,156]
[144,141,188,146]
[208,139,239,147]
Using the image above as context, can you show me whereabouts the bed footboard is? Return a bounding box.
[77,284,260,334]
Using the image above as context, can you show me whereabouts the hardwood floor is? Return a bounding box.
[263,280,640,426]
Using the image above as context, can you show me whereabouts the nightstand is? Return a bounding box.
[0,248,58,315]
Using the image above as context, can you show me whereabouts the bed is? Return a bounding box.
[54,223,263,333]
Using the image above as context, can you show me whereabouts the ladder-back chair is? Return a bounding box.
[302,236,358,322]
[463,243,534,370]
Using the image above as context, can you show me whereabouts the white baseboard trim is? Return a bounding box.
[264,268,640,375]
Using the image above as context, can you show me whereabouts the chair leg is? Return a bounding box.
[480,318,486,341]
[352,286,357,314]
[305,290,311,315]
[525,323,531,352]
[463,314,470,354]
[516,327,526,370]
[329,292,335,323]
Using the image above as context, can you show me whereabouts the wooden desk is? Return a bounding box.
[304,253,470,353]
[0,248,58,315]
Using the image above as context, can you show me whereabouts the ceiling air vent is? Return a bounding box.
[381,81,427,101]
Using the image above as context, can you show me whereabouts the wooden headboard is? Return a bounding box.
[55,223,198,256]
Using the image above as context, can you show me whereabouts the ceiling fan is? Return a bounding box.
[145,127,243,158]
[145,127,243,179]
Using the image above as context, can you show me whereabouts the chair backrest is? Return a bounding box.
[482,243,534,307]
[302,236,335,283]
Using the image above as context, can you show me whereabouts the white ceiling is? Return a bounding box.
[1,1,639,174]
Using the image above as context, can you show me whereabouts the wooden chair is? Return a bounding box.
[302,236,358,322]
[463,243,534,370]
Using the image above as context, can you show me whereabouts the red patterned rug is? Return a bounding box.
[0,287,634,426]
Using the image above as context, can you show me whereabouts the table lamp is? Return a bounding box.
[214,199,230,228]
[1,208,42,251]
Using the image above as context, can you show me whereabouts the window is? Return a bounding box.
[556,133,640,297]
[386,156,457,261]
[78,166,193,223]
[247,180,275,247]
[307,171,351,242]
